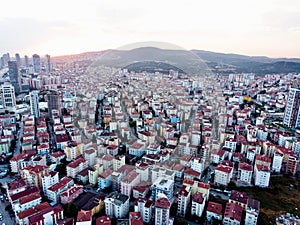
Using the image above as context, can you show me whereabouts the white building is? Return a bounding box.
[283,88,300,128]
[190,157,205,175]
[191,192,205,218]
[66,156,88,178]
[238,162,253,185]
[155,197,170,225]
[134,198,154,224]
[151,167,175,183]
[41,171,59,196]
[224,138,237,152]
[245,199,260,225]
[113,155,126,171]
[1,83,16,108]
[135,162,149,181]
[104,192,129,219]
[292,139,300,157]
[151,177,174,201]
[29,90,40,118]
[254,164,270,188]
[121,171,140,197]
[272,152,284,173]
[214,164,233,186]
[177,185,191,217]
[47,177,74,203]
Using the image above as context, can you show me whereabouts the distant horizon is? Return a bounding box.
[2,45,300,60]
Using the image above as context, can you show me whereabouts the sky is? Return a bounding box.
[0,0,300,58]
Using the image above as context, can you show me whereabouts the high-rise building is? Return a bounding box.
[283,88,300,128]
[1,53,10,67]
[0,83,16,108]
[15,53,21,67]
[47,91,62,119]
[24,55,29,67]
[8,61,21,94]
[32,54,41,73]
[30,90,40,118]
[45,54,51,73]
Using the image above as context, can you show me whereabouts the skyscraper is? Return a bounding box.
[15,53,21,67]
[45,54,51,73]
[0,83,16,108]
[8,61,21,94]
[24,55,29,67]
[30,90,40,118]
[283,88,300,128]
[47,91,62,119]
[32,54,41,73]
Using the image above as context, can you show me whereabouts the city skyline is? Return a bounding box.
[0,0,300,58]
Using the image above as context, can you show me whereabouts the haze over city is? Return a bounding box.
[1,0,300,57]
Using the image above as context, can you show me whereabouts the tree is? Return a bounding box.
[63,202,78,218]
[55,164,66,176]
[173,217,188,225]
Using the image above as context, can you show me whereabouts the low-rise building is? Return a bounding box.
[47,177,74,203]
[66,156,88,178]
[223,202,243,225]
[206,201,223,222]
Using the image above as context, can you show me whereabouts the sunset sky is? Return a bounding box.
[1,0,300,57]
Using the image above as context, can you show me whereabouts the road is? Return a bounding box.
[14,121,24,155]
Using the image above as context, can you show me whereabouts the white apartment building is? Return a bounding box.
[135,162,149,181]
[177,185,191,217]
[238,162,253,185]
[104,192,129,219]
[113,155,126,171]
[254,164,270,188]
[214,165,233,186]
[41,171,59,196]
[283,88,300,128]
[272,152,284,173]
[224,138,237,152]
[152,177,174,201]
[29,90,40,118]
[190,157,205,174]
[47,177,74,203]
[245,199,260,225]
[121,171,140,197]
[66,156,88,178]
[151,167,175,183]
[191,192,206,218]
[134,198,154,224]
[155,197,170,225]
[1,83,16,108]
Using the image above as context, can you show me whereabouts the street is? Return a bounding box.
[15,121,24,156]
